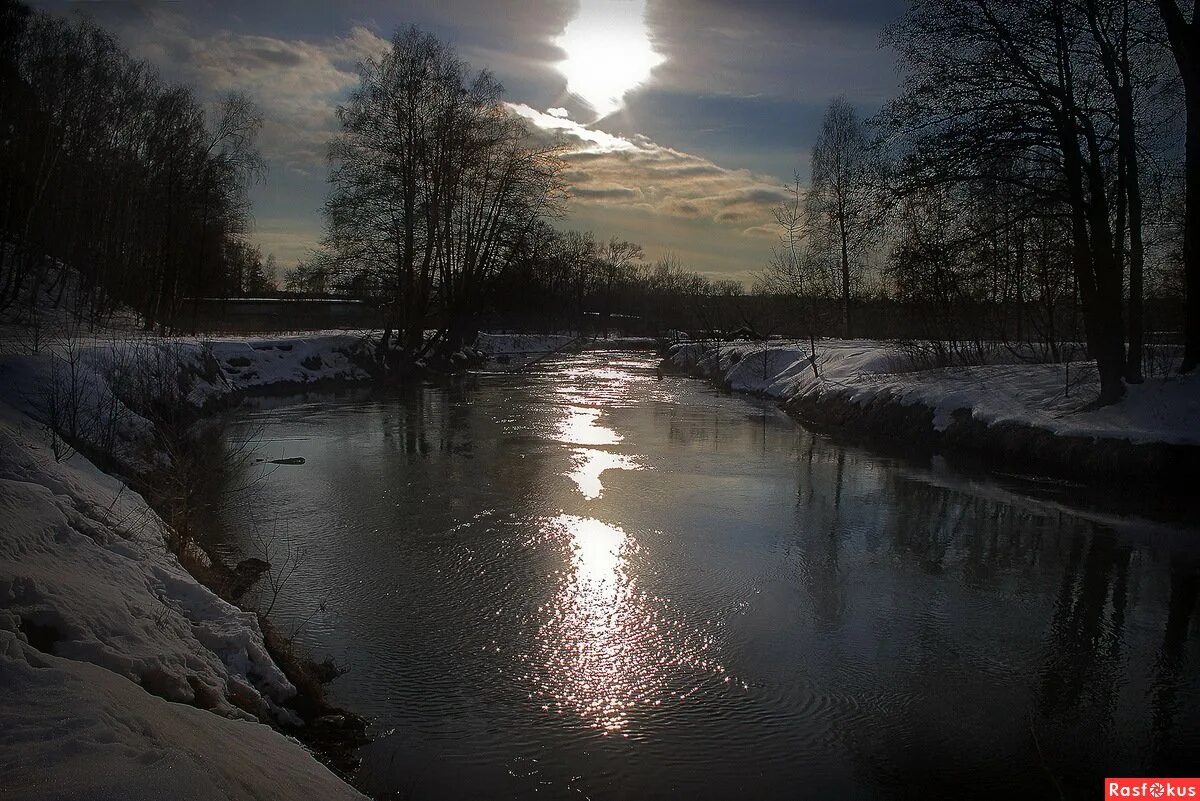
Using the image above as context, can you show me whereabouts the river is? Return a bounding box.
[214,349,1200,800]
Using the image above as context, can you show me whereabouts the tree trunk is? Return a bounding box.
[1083,135,1128,406]
[838,213,852,338]
[1061,118,1125,405]
[1184,91,1200,372]
[1156,0,1200,372]
[1124,92,1146,383]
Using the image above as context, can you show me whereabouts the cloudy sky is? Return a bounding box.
[47,0,905,282]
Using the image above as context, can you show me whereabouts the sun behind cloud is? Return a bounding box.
[554,0,665,120]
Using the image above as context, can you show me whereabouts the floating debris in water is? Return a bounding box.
[254,456,306,465]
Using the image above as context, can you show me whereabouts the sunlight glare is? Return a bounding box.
[541,514,636,731]
[554,0,665,120]
[569,448,643,499]
[556,406,622,446]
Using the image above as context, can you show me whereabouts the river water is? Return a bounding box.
[215,350,1200,800]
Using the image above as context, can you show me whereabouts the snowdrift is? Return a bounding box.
[668,339,1200,460]
[0,332,375,800]
[1,628,364,801]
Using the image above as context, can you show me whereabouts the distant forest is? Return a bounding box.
[1,0,1198,404]
[0,0,272,332]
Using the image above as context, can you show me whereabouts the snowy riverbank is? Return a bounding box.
[667,339,1200,480]
[0,332,374,800]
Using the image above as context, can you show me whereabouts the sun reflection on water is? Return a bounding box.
[539,514,639,732]
[555,406,622,446]
[568,449,642,500]
[530,514,728,734]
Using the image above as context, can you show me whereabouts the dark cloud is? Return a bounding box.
[645,0,904,104]
[243,45,306,67]
[64,0,163,26]
[654,0,902,29]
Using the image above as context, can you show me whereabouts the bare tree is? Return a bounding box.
[1082,0,1151,381]
[881,0,1132,404]
[324,27,563,364]
[1155,0,1200,372]
[807,96,876,339]
[757,174,828,375]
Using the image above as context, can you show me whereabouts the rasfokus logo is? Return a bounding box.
[1107,779,1200,799]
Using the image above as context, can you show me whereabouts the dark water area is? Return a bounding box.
[214,350,1200,800]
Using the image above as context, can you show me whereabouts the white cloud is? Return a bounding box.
[509,103,789,233]
[508,103,638,152]
[110,11,389,168]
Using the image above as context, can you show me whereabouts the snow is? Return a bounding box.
[198,334,372,401]
[0,259,144,337]
[0,332,373,475]
[0,627,364,801]
[670,339,1200,446]
[0,401,298,719]
[0,327,374,798]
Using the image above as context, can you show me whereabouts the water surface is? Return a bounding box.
[216,350,1200,800]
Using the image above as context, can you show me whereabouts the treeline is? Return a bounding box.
[0,0,266,330]
[762,0,1199,405]
[489,224,746,333]
[288,217,748,337]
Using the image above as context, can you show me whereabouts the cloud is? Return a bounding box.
[508,103,638,152]
[571,185,645,201]
[89,7,389,168]
[249,216,324,268]
[52,0,815,280]
[508,103,789,234]
[740,224,781,239]
[646,0,902,104]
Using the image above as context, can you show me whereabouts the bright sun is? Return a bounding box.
[554,0,665,120]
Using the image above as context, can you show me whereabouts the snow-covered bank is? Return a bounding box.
[668,339,1200,478]
[0,332,374,799]
[0,400,365,800]
[2,631,364,800]
[474,331,579,355]
[0,333,373,474]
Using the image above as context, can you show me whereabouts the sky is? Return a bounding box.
[47,0,907,283]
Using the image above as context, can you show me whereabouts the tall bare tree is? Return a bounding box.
[881,0,1130,404]
[1083,0,1149,381]
[324,27,563,362]
[1155,0,1200,372]
[758,174,828,374]
[806,96,875,339]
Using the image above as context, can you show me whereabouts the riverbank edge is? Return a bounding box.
[661,344,1200,488]
[0,333,386,792]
